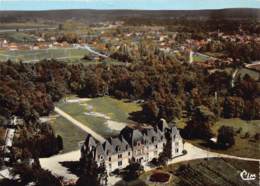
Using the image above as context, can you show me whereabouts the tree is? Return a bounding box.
[184,105,216,139]
[76,152,107,186]
[8,163,62,186]
[217,126,235,148]
[56,135,63,151]
[122,162,144,181]
[223,96,245,118]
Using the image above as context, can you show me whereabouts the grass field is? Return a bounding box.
[0,48,89,62]
[177,118,260,159]
[193,53,209,62]
[50,116,87,153]
[4,32,37,43]
[139,158,259,186]
[51,96,141,153]
[204,52,225,58]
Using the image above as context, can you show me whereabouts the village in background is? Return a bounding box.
[0,8,259,186]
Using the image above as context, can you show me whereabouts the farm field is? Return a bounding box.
[51,96,141,152]
[204,52,225,58]
[139,158,259,186]
[0,48,89,62]
[177,118,260,159]
[0,23,50,29]
[193,53,210,62]
[0,32,38,43]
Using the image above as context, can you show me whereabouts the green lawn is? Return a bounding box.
[50,116,86,153]
[56,96,141,137]
[193,53,209,62]
[177,118,260,159]
[6,32,37,43]
[51,96,141,152]
[87,97,141,122]
[139,158,259,186]
[0,48,89,62]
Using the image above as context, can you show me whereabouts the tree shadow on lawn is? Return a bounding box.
[179,129,228,150]
[128,110,157,124]
[60,161,82,177]
[198,141,228,150]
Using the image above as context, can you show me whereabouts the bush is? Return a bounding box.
[122,163,144,181]
[56,135,63,151]
[217,126,235,148]
[254,133,260,141]
[236,127,242,134]
[244,132,250,139]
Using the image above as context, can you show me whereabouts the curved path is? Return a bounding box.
[40,107,259,185]
[154,142,259,171]
[231,68,239,87]
[40,141,259,185]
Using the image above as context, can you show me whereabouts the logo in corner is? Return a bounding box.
[240,170,256,181]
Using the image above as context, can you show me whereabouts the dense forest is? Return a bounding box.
[0,8,259,24]
[0,55,259,124]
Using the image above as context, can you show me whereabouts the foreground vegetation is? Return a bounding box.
[139,158,259,186]
[177,118,260,159]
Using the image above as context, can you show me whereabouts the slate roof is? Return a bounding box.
[83,119,180,160]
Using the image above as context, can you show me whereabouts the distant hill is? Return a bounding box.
[0,8,259,23]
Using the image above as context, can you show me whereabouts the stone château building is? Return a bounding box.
[80,119,184,173]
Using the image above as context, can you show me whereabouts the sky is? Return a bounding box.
[0,0,259,10]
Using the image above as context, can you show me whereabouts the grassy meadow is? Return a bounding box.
[50,96,141,153]
[0,48,89,62]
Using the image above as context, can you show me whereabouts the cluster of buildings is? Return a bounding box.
[80,119,184,173]
[0,37,73,51]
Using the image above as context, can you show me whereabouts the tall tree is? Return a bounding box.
[184,105,216,139]
[217,126,235,148]
[77,152,107,186]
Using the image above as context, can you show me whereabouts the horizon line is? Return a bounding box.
[0,7,259,11]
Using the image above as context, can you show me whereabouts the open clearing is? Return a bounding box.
[50,116,87,153]
[50,96,141,152]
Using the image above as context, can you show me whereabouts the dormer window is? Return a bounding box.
[152,137,155,143]
[116,146,121,152]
